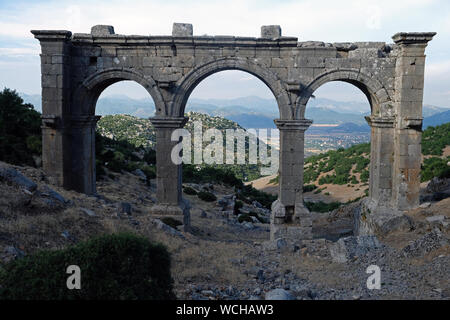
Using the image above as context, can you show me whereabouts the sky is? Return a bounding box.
[0,0,449,106]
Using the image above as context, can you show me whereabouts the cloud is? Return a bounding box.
[425,60,450,78]
[0,47,40,56]
[0,0,449,105]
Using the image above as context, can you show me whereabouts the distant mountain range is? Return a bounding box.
[20,93,449,131]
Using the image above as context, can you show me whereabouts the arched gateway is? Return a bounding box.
[32,24,435,240]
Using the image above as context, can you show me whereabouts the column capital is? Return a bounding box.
[365,116,395,128]
[392,32,436,45]
[149,116,189,129]
[274,118,313,131]
[31,30,72,41]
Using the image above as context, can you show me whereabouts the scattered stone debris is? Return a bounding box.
[402,229,450,258]
[117,202,132,215]
[132,169,147,181]
[151,219,186,239]
[80,207,96,217]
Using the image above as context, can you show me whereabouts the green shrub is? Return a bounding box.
[183,186,198,195]
[269,175,279,184]
[0,233,175,300]
[421,157,450,182]
[422,123,450,156]
[303,184,317,193]
[140,165,156,180]
[238,185,277,209]
[0,88,42,166]
[197,191,217,202]
[304,201,342,213]
[238,213,253,223]
[360,169,370,183]
[161,217,183,229]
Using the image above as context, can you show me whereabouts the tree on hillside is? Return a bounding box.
[0,88,42,166]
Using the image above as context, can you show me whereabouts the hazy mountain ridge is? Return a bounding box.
[20,93,449,130]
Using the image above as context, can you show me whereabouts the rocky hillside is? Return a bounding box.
[0,160,449,300]
[97,112,267,181]
[253,122,450,206]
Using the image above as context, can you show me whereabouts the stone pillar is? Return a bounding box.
[68,115,101,194]
[365,116,395,206]
[31,30,72,188]
[271,118,313,241]
[392,32,436,210]
[149,117,190,219]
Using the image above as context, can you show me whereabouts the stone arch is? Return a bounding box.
[296,68,392,119]
[171,57,293,119]
[72,68,166,116]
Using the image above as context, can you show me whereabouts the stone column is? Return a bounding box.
[31,30,72,188]
[391,32,436,210]
[271,118,313,241]
[365,116,395,206]
[149,117,190,218]
[68,115,101,194]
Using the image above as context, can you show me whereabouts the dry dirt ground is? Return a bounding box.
[0,161,449,300]
[246,171,367,204]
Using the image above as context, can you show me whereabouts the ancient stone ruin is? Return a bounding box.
[32,23,435,240]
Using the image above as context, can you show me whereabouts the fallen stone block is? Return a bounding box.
[265,288,295,300]
[329,235,383,263]
[40,185,66,204]
[262,238,288,251]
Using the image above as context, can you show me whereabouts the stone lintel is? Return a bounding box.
[274,118,313,131]
[365,116,395,128]
[31,30,72,41]
[392,32,436,45]
[149,116,189,129]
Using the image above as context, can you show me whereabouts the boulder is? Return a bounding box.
[0,164,37,192]
[151,218,186,239]
[265,289,295,300]
[117,202,132,215]
[40,185,66,204]
[262,238,288,251]
[329,235,383,263]
[132,169,147,181]
[80,207,96,217]
[354,199,413,236]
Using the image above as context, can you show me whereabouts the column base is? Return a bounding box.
[353,198,413,237]
[270,199,313,241]
[150,198,191,231]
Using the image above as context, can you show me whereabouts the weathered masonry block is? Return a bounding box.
[32,24,435,240]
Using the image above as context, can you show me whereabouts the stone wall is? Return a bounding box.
[32,24,435,240]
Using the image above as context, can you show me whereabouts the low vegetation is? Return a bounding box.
[0,233,175,300]
[0,88,41,166]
